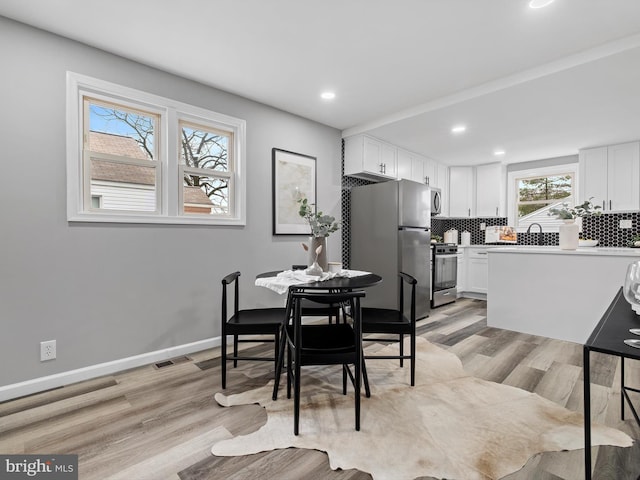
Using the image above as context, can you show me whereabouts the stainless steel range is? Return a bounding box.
[431,243,458,307]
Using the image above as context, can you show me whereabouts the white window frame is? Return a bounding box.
[66,72,246,226]
[178,117,235,218]
[507,163,579,232]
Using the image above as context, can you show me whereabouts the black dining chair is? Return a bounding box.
[220,271,288,389]
[359,272,417,386]
[275,289,366,435]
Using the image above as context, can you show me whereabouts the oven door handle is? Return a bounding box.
[435,254,458,259]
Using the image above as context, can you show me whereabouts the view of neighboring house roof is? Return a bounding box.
[89,131,213,208]
[89,131,150,160]
[91,159,156,186]
[90,131,155,186]
[184,186,213,206]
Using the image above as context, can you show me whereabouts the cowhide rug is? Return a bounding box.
[211,337,633,480]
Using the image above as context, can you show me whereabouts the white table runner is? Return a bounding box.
[255,269,371,294]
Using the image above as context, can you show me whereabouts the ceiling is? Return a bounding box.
[2,0,640,166]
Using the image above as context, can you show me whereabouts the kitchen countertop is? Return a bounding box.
[488,246,640,256]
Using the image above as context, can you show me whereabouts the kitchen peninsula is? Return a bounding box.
[487,247,640,344]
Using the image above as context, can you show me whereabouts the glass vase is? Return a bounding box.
[623,260,640,314]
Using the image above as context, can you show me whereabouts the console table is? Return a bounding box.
[583,287,640,479]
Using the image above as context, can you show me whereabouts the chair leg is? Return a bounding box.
[399,333,404,367]
[272,328,286,401]
[294,353,301,435]
[221,335,227,389]
[361,345,371,398]
[286,341,293,399]
[410,333,416,387]
[342,365,347,394]
[233,335,239,368]
[355,354,361,431]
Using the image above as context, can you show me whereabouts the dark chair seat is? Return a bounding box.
[221,272,287,389]
[361,309,412,335]
[227,308,286,334]
[274,289,366,435]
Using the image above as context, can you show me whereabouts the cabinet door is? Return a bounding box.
[437,163,449,215]
[579,146,608,210]
[467,257,488,294]
[456,252,465,293]
[607,142,640,211]
[362,136,384,174]
[423,158,436,186]
[411,156,425,183]
[448,167,474,217]
[475,163,505,217]
[381,143,397,178]
[396,149,412,180]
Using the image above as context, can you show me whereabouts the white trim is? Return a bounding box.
[0,337,222,402]
[507,163,579,232]
[66,71,246,226]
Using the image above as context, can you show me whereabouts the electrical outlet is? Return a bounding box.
[40,340,56,361]
[480,223,486,231]
[620,219,633,229]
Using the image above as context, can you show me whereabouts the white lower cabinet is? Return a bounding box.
[467,259,488,294]
[456,251,465,294]
[458,247,489,296]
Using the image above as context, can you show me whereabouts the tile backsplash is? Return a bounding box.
[433,212,640,247]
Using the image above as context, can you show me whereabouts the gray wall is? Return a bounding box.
[0,17,342,386]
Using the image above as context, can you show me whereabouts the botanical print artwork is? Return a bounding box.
[277,159,312,225]
[272,149,316,235]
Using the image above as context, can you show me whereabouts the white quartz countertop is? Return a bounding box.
[488,245,640,256]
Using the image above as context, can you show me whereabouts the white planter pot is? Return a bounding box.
[559,220,579,250]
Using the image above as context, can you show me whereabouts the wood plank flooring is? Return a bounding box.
[1,298,639,480]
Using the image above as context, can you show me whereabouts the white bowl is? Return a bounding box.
[578,239,598,247]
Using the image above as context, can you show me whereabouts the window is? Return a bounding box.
[179,121,233,216]
[67,72,246,225]
[507,164,578,231]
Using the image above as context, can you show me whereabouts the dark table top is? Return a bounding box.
[585,286,640,360]
[256,270,383,290]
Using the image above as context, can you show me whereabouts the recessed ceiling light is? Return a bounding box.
[320,92,335,100]
[451,125,466,134]
[494,149,506,156]
[529,0,555,9]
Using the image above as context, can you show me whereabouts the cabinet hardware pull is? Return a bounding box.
[609,200,612,210]
[468,208,471,217]
[602,200,605,209]
[495,207,498,216]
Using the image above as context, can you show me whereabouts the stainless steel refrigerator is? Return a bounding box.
[350,179,431,319]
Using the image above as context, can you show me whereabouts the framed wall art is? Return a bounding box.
[272,148,316,235]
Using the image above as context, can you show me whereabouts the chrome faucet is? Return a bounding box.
[526,223,545,245]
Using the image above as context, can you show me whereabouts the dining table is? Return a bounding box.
[255,269,383,293]
[255,268,383,401]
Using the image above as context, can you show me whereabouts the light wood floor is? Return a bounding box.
[1,298,639,480]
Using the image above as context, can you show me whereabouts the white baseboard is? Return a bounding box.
[0,337,222,403]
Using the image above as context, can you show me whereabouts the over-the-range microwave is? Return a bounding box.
[431,187,442,216]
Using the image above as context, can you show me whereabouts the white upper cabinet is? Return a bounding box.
[475,163,506,217]
[579,141,640,212]
[424,158,437,187]
[344,134,397,181]
[448,166,475,217]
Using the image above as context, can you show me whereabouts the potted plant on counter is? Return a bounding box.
[298,198,339,271]
[548,198,602,250]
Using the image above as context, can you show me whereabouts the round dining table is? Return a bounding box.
[256,270,383,291]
